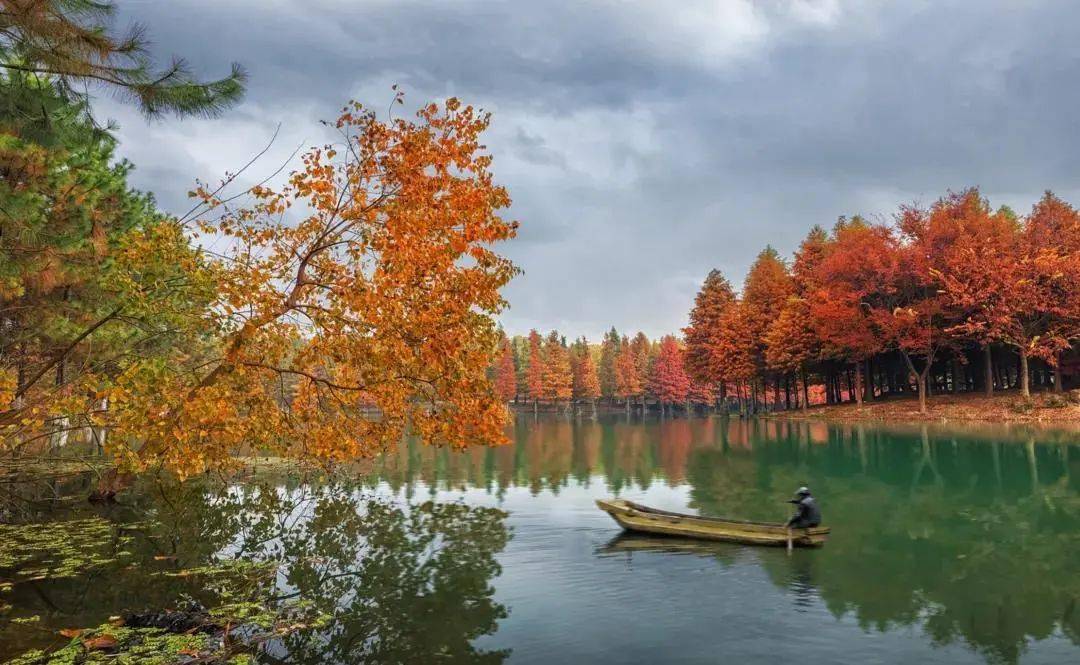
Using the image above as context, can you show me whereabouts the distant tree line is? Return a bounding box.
[496,188,1080,416]
[491,329,710,415]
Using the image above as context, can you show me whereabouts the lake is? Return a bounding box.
[1,414,1078,664]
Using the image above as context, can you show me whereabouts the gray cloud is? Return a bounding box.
[104,0,1080,340]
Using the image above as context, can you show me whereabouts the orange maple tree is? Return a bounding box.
[109,97,518,474]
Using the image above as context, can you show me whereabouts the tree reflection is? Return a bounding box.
[268,497,511,664]
[1,480,511,664]
[680,423,1080,665]
[372,414,1080,664]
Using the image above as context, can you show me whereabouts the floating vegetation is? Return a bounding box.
[0,479,511,663]
[0,518,135,582]
[7,625,222,665]
[6,560,329,664]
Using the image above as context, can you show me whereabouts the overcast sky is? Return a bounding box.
[103,0,1080,340]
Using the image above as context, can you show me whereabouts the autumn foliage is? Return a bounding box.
[684,188,1080,413]
[494,333,518,402]
[3,96,520,474]
[541,331,573,403]
[650,336,690,407]
[524,330,544,404]
[494,190,1077,416]
[570,338,601,402]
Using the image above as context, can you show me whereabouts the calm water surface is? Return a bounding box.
[2,415,1078,664]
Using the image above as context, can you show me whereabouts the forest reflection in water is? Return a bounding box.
[371,415,1080,664]
[1,415,1077,664]
[0,480,511,663]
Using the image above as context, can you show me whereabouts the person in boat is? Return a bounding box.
[785,487,821,529]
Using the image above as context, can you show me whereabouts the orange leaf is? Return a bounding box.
[83,634,118,650]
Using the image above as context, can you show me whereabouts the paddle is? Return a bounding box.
[784,499,795,554]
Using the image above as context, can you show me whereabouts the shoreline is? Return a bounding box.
[764,391,1080,428]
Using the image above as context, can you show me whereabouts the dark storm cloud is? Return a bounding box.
[104,0,1080,339]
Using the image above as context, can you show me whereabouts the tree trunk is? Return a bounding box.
[1053,352,1063,393]
[1019,350,1030,398]
[853,361,864,407]
[800,367,809,413]
[863,357,874,402]
[993,351,1003,390]
[902,352,929,414]
[983,344,993,397]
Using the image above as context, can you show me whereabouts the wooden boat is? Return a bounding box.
[595,499,829,547]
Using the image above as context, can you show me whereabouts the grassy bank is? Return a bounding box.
[770,390,1080,425]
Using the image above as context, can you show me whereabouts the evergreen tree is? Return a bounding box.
[0,0,246,119]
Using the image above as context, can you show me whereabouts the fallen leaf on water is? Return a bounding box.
[83,635,118,650]
[153,555,177,561]
[58,628,83,638]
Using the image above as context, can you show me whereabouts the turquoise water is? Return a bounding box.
[1,415,1078,663]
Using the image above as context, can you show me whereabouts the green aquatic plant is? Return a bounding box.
[1,480,511,663]
[0,518,135,581]
[7,559,329,664]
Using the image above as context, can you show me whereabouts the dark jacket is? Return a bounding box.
[786,495,821,528]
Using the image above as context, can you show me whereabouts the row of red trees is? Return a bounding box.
[492,330,707,413]
[492,189,1079,415]
[685,189,1080,413]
